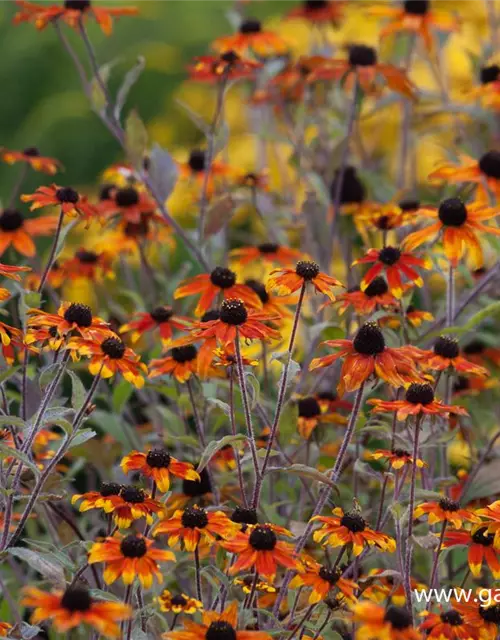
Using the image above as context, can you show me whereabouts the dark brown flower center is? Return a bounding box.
[120,486,146,503]
[353,322,385,355]
[479,151,500,179]
[23,146,40,156]
[317,391,337,401]
[404,0,429,15]
[249,525,277,550]
[298,396,321,418]
[210,266,236,289]
[258,242,280,254]
[480,64,500,84]
[340,511,366,532]
[438,198,467,227]
[438,497,460,512]
[61,586,92,612]
[220,299,248,326]
[64,0,91,10]
[171,345,197,363]
[318,565,341,585]
[399,198,420,212]
[188,149,206,173]
[201,309,220,322]
[383,606,412,630]
[364,276,388,297]
[463,340,486,354]
[63,303,93,328]
[120,535,147,558]
[479,604,500,623]
[101,337,126,359]
[100,482,122,497]
[181,506,209,529]
[115,187,140,207]
[0,209,24,231]
[304,0,328,9]
[146,449,171,469]
[76,249,99,264]
[378,246,401,266]
[245,279,269,304]
[99,183,115,201]
[348,45,377,67]
[239,18,261,34]
[330,166,366,204]
[392,448,411,458]
[295,260,320,280]
[405,383,434,405]
[150,306,174,324]
[183,467,211,497]
[471,526,495,546]
[434,336,460,359]
[440,609,463,626]
[56,187,79,204]
[171,594,188,606]
[231,507,259,525]
[206,621,237,640]
[124,217,149,237]
[453,376,469,393]
[220,50,240,65]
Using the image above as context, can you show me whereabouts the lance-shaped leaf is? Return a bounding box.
[197,434,247,473]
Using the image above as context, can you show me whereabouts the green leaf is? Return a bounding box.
[431,301,500,338]
[0,365,20,385]
[148,143,179,202]
[270,353,301,396]
[67,370,86,410]
[207,397,231,417]
[266,463,338,489]
[112,379,134,414]
[244,371,260,409]
[0,441,39,477]
[114,56,145,120]
[69,428,97,449]
[125,109,148,168]
[90,59,118,113]
[197,434,247,473]
[9,547,65,586]
[0,415,25,428]
[204,193,234,238]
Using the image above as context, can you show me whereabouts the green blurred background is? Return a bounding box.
[0,1,293,197]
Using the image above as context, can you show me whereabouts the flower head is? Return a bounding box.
[267,260,343,301]
[290,559,358,604]
[1,146,61,174]
[353,602,421,640]
[22,184,98,222]
[213,18,289,57]
[121,449,199,493]
[0,207,59,257]
[414,497,479,529]
[157,590,203,614]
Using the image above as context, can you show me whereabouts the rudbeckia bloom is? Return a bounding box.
[468,64,500,111]
[27,302,111,340]
[453,598,500,640]
[0,623,11,637]
[1,322,32,364]
[296,395,347,439]
[212,18,289,57]
[287,0,345,25]
[370,0,459,54]
[221,524,301,579]
[163,601,272,640]
[0,207,58,257]
[444,527,500,579]
[368,447,427,469]
[0,146,61,174]
[97,185,155,223]
[65,335,147,387]
[244,279,298,320]
[309,322,419,395]
[369,383,468,421]
[363,569,425,607]
[119,306,191,346]
[154,505,238,551]
[175,266,261,317]
[0,262,31,300]
[21,585,131,637]
[429,151,500,202]
[290,559,358,604]
[121,449,199,493]
[71,481,123,514]
[99,485,164,529]
[462,339,500,368]
[14,0,138,36]
[334,278,398,316]
[312,507,396,555]
[475,501,500,548]
[353,602,421,640]
[230,243,303,266]
[60,248,114,283]
[189,50,262,82]
[414,497,479,529]
[157,590,203,614]
[267,260,343,301]
[22,184,98,222]
[420,336,489,377]
[149,344,201,383]
[88,534,175,588]
[353,246,430,298]
[179,149,235,195]
[402,197,500,268]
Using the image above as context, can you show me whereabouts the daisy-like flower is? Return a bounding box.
[368,447,427,469]
[306,44,416,99]
[101,485,165,529]
[88,533,175,588]
[353,602,421,640]
[157,590,203,614]
[71,481,123,514]
[121,449,199,493]
[164,601,272,640]
[312,507,396,556]
[0,146,61,174]
[244,279,298,320]
[97,185,155,223]
[463,339,500,368]
[119,306,191,346]
[154,505,238,551]
[453,375,498,397]
[429,151,500,202]
[190,298,281,348]
[65,334,147,388]
[0,623,11,637]
[405,304,435,328]
[290,559,358,604]
[221,524,301,579]
[296,395,347,439]
[1,322,33,364]
[21,585,131,637]
[468,64,500,111]
[363,569,425,607]
[309,322,419,396]
[370,0,459,54]
[335,278,399,316]
[59,248,114,283]
[475,501,500,548]
[174,266,261,317]
[414,497,480,529]
[419,336,489,377]
[402,197,500,269]
[368,382,468,421]
[149,344,201,383]
[27,302,111,340]
[0,207,58,257]
[0,262,31,301]
[14,0,138,36]
[189,50,262,82]
[213,17,289,57]
[353,246,430,298]
[230,243,303,266]
[444,527,500,579]
[22,184,98,222]
[287,0,346,25]
[267,260,343,301]
[453,597,500,639]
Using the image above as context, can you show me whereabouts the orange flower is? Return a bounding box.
[296,395,347,439]
[444,527,500,579]
[419,336,489,377]
[97,185,155,223]
[88,534,175,588]
[267,260,343,301]
[14,0,138,36]
[370,1,459,53]
[309,322,419,395]
[121,449,200,493]
[71,481,123,514]
[157,589,203,614]
[402,197,500,268]
[462,339,500,368]
[163,601,272,640]
[414,497,480,529]
[363,569,425,607]
[154,505,238,551]
[213,18,289,57]
[0,321,30,364]
[353,246,430,298]
[65,334,147,387]
[290,559,358,604]
[468,64,500,111]
[429,152,500,202]
[230,243,303,266]
[475,500,500,548]
[221,524,302,579]
[334,278,399,316]
[312,507,396,555]
[97,485,165,529]
[119,306,191,346]
[179,149,235,194]
[287,0,346,25]
[368,382,468,421]
[305,45,416,99]
[0,623,11,637]
[368,447,427,469]
[60,248,114,282]
[353,602,421,640]
[453,597,500,640]
[149,344,202,383]
[189,50,262,82]
[22,184,98,222]
[0,207,58,257]
[174,266,261,317]
[0,262,31,301]
[27,302,111,340]
[0,146,61,174]
[21,585,131,637]
[354,197,420,234]
[244,279,298,320]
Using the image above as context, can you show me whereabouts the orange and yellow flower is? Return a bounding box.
[0,207,58,257]
[0,262,31,301]
[368,447,427,470]
[27,302,111,340]
[290,559,358,604]
[213,18,289,57]
[119,306,191,346]
[230,243,303,267]
[59,248,114,282]
[97,185,156,224]
[334,278,399,316]
[149,344,202,383]
[418,336,489,377]
[296,395,347,439]
[444,527,500,579]
[267,260,343,301]
[287,0,345,25]
[429,152,500,202]
[22,184,98,222]
[157,589,203,615]
[121,449,199,493]
[353,602,421,640]
[71,481,123,514]
[1,146,61,174]
[475,500,500,548]
[453,596,500,640]
[189,51,262,82]
[414,497,480,529]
